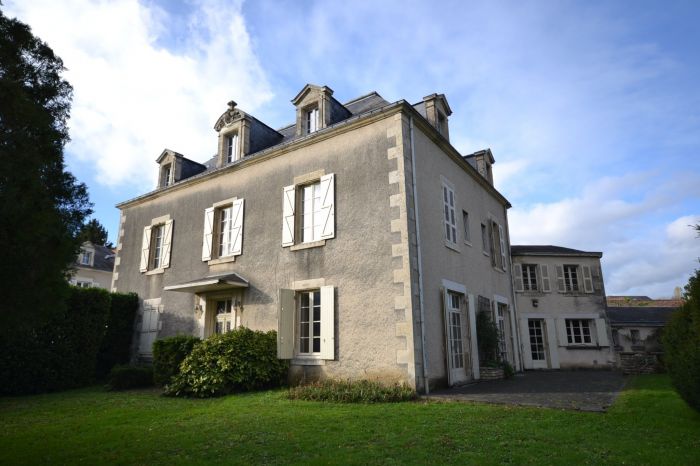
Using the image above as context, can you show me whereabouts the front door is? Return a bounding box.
[445,291,468,385]
[528,319,548,369]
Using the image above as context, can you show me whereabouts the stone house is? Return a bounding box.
[69,241,115,289]
[511,245,615,370]
[111,84,521,392]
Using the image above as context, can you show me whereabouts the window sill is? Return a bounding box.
[482,251,490,257]
[559,291,593,297]
[145,268,165,276]
[291,358,326,366]
[207,255,235,266]
[518,291,547,296]
[564,344,600,350]
[444,240,460,253]
[290,240,326,251]
[463,240,472,247]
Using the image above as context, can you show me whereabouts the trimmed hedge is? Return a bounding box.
[663,270,700,412]
[96,292,139,379]
[107,364,154,390]
[288,380,417,403]
[152,335,201,386]
[165,328,287,398]
[0,287,111,395]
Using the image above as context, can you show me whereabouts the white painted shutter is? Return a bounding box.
[513,264,523,292]
[320,286,335,360]
[595,318,610,346]
[467,295,480,380]
[555,265,566,292]
[556,318,569,347]
[520,318,533,369]
[282,185,295,247]
[545,318,560,368]
[540,265,551,292]
[592,265,602,292]
[202,207,215,261]
[441,287,453,387]
[230,198,244,256]
[277,289,295,359]
[139,226,152,272]
[582,265,594,293]
[160,219,173,269]
[319,173,335,240]
[139,308,159,354]
[498,224,507,270]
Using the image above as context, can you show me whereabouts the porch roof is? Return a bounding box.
[163,273,249,293]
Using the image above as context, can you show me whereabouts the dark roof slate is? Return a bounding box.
[607,307,677,326]
[511,245,603,257]
[77,243,115,272]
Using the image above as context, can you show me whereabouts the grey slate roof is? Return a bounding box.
[511,245,603,258]
[77,243,115,272]
[607,307,677,326]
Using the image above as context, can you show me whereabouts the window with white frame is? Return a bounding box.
[563,265,580,292]
[202,198,244,262]
[442,182,457,245]
[282,174,335,247]
[277,286,335,360]
[528,319,546,361]
[566,319,592,345]
[76,280,92,288]
[488,220,507,270]
[226,133,239,163]
[161,163,172,187]
[214,299,238,334]
[462,210,470,243]
[522,264,538,291]
[140,217,173,273]
[80,250,92,265]
[305,107,319,134]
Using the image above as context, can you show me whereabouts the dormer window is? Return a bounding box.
[306,107,319,134]
[80,250,92,265]
[161,164,172,187]
[227,133,240,163]
[437,112,446,135]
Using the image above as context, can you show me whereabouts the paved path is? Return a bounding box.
[426,371,627,412]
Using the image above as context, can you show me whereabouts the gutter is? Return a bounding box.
[409,115,429,395]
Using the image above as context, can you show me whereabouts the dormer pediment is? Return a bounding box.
[156,149,184,164]
[214,101,250,132]
[291,84,334,106]
[292,83,351,137]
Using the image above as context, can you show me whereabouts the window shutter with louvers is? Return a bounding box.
[160,219,173,269]
[230,198,244,256]
[320,286,335,359]
[498,224,507,270]
[540,265,551,292]
[582,265,594,293]
[282,185,295,246]
[595,318,609,346]
[319,174,335,240]
[277,289,295,359]
[202,207,214,261]
[140,226,152,272]
[513,264,523,292]
[555,265,566,292]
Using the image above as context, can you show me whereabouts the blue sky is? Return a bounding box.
[6,0,700,296]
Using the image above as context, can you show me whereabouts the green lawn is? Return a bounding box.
[1,375,698,465]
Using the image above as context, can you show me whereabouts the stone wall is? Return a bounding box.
[619,352,662,375]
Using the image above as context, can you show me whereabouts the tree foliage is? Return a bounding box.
[0,8,92,334]
[79,218,112,247]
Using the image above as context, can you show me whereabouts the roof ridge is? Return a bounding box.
[343,91,381,106]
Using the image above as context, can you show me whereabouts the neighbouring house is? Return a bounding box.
[607,295,683,308]
[111,84,522,392]
[69,241,115,289]
[607,305,677,374]
[511,245,615,370]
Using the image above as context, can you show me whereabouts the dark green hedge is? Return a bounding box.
[663,270,700,412]
[288,380,417,403]
[165,328,287,398]
[107,364,154,391]
[0,287,111,395]
[96,292,139,379]
[153,335,201,386]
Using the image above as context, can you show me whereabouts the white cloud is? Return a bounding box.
[6,0,273,190]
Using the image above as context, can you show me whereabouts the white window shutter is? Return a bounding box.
[231,198,244,256]
[540,265,551,292]
[282,185,295,247]
[513,264,523,292]
[498,224,507,270]
[160,219,173,269]
[277,289,295,359]
[320,286,335,360]
[520,318,533,369]
[441,287,453,386]
[555,265,566,292]
[595,318,610,346]
[319,173,335,240]
[556,318,569,346]
[202,207,214,261]
[582,265,594,293]
[140,226,152,272]
[592,265,602,292]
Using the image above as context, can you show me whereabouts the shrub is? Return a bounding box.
[107,365,153,390]
[288,380,417,403]
[152,335,201,386]
[501,361,515,379]
[663,270,700,412]
[96,292,139,379]
[476,311,500,365]
[164,328,287,398]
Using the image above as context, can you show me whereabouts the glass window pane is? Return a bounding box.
[312,338,320,353]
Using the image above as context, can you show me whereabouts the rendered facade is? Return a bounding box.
[511,245,615,370]
[112,84,521,392]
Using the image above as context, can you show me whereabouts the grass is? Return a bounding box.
[0,374,698,465]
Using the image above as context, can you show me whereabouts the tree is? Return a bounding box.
[0,8,92,334]
[79,218,113,248]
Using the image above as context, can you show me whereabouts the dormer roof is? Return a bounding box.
[156,148,186,164]
[423,93,452,116]
[291,84,334,105]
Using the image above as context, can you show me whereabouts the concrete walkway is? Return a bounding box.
[426,371,627,412]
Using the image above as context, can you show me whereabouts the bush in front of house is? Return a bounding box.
[476,311,501,365]
[288,379,417,403]
[107,364,154,390]
[164,328,287,398]
[0,286,111,395]
[96,292,139,379]
[663,269,700,412]
[152,335,201,386]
